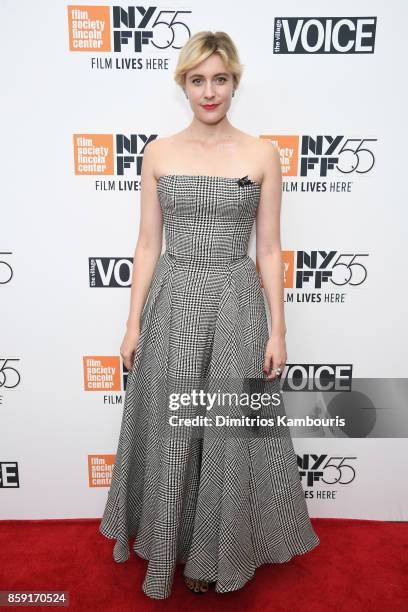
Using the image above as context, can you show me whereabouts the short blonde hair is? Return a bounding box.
[174,31,244,90]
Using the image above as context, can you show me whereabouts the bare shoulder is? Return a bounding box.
[248,135,280,163]
[144,133,184,179]
[143,136,168,180]
[238,131,280,183]
[140,137,158,181]
[143,135,166,157]
[254,138,281,182]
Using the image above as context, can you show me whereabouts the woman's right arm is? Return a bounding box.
[120,139,163,370]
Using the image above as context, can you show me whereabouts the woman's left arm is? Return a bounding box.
[256,141,287,379]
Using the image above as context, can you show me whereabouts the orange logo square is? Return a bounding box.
[260,135,299,176]
[83,356,121,391]
[73,134,114,175]
[88,454,115,487]
[68,6,111,52]
[282,251,295,287]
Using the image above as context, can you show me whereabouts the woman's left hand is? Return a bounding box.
[263,334,287,379]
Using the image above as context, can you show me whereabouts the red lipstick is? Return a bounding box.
[202,104,220,110]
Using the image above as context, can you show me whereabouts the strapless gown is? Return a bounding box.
[99,174,320,599]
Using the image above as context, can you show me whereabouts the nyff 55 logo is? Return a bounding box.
[67,5,192,53]
[283,251,368,289]
[298,454,357,490]
[260,135,377,177]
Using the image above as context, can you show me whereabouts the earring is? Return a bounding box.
[232,89,235,97]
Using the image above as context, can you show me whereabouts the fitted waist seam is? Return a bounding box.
[164,250,250,265]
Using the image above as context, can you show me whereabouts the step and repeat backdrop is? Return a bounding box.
[1,1,407,521]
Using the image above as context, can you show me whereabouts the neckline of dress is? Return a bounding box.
[157,174,262,188]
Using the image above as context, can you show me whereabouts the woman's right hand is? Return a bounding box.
[120,328,141,372]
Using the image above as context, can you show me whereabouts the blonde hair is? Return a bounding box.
[174,31,244,90]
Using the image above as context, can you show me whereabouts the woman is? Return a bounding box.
[100,30,320,598]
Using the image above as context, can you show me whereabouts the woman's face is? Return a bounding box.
[184,53,235,123]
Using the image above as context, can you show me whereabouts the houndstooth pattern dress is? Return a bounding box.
[99,174,320,599]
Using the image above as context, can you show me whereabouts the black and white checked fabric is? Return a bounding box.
[99,175,320,599]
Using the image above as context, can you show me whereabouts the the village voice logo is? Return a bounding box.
[89,257,133,287]
[0,462,19,487]
[67,5,192,57]
[281,364,353,390]
[273,17,377,54]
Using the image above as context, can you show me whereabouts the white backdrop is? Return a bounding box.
[1,1,407,521]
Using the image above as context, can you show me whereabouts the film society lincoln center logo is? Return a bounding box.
[67,4,192,56]
[84,356,125,488]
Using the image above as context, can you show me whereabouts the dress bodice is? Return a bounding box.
[157,174,261,265]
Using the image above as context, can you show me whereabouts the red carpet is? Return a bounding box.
[0,518,407,611]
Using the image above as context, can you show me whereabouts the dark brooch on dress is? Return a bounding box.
[237,175,253,187]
